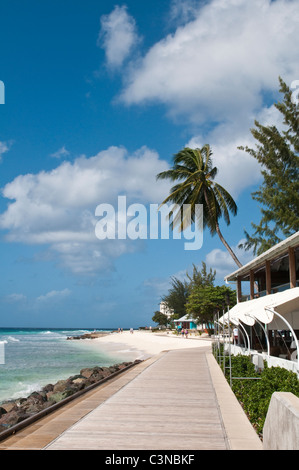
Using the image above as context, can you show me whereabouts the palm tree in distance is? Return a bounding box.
[156,145,242,268]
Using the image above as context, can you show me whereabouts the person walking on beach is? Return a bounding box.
[185,329,188,339]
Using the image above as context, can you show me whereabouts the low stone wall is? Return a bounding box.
[263,392,299,450]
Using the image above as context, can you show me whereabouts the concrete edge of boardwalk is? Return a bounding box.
[206,350,263,450]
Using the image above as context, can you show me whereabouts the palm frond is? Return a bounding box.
[157,145,238,235]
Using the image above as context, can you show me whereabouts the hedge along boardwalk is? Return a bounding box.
[45,347,262,450]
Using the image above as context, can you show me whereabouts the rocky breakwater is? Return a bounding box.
[0,360,141,433]
[66,331,110,340]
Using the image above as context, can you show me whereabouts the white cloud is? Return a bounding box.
[187,128,260,198]
[0,145,170,275]
[186,103,285,197]
[110,0,298,198]
[0,141,10,161]
[50,146,70,159]
[4,293,27,303]
[36,288,71,302]
[120,0,299,122]
[205,239,255,280]
[98,5,141,69]
[169,0,200,25]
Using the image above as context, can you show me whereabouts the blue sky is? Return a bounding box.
[0,0,298,328]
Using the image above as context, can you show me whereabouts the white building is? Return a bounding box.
[160,301,174,318]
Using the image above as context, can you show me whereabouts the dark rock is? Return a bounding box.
[80,367,95,379]
[68,374,85,382]
[0,401,17,413]
[0,410,30,428]
[18,403,42,415]
[42,383,54,393]
[67,332,109,340]
[27,391,47,403]
[53,379,68,393]
[0,407,7,418]
[47,389,74,404]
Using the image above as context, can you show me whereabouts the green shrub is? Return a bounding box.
[242,365,299,435]
[212,346,299,436]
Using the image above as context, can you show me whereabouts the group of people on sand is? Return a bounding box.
[180,328,189,339]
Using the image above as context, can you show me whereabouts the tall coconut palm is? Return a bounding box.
[156,145,242,268]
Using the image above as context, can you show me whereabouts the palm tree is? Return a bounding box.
[156,145,242,268]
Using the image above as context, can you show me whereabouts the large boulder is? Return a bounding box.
[53,380,68,393]
[0,410,30,429]
[80,368,96,379]
[42,383,54,393]
[47,389,74,404]
[0,401,17,413]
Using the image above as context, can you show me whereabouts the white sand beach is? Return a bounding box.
[86,330,212,361]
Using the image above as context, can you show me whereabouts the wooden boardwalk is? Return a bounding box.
[0,346,263,450]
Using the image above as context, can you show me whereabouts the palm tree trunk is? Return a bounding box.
[215,222,243,268]
[203,190,243,269]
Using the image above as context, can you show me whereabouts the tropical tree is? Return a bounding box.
[152,311,168,327]
[238,77,299,255]
[156,145,242,267]
[186,261,216,289]
[186,284,237,327]
[161,276,189,320]
[161,261,216,320]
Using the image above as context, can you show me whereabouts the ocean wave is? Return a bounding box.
[7,336,20,342]
[11,381,43,400]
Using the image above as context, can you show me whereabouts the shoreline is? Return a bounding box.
[78,329,212,361]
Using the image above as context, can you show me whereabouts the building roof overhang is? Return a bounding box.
[173,315,197,323]
[224,231,299,283]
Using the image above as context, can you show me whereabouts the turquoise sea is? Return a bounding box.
[0,328,133,404]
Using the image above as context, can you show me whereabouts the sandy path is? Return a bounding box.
[84,330,212,361]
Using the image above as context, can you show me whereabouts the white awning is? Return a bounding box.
[173,315,197,323]
[219,287,299,327]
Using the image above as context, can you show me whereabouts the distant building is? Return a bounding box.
[173,315,198,330]
[160,301,174,319]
